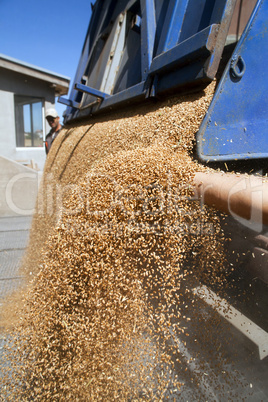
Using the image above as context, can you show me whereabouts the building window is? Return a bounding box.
[14,95,44,147]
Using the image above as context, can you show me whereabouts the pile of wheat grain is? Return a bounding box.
[1,81,231,400]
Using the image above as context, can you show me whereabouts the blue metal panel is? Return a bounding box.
[156,0,189,54]
[177,0,217,42]
[59,0,237,123]
[101,82,147,108]
[140,0,156,80]
[149,24,218,75]
[197,0,268,161]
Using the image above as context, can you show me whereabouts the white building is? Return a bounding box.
[0,53,70,171]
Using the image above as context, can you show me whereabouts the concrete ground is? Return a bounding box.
[0,215,32,395]
[0,215,32,301]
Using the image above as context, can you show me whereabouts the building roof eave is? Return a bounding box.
[0,54,70,96]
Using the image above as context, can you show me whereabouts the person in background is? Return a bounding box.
[45,108,62,155]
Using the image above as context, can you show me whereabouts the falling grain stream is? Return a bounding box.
[0,81,261,400]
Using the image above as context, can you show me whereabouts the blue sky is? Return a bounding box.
[0,0,93,121]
